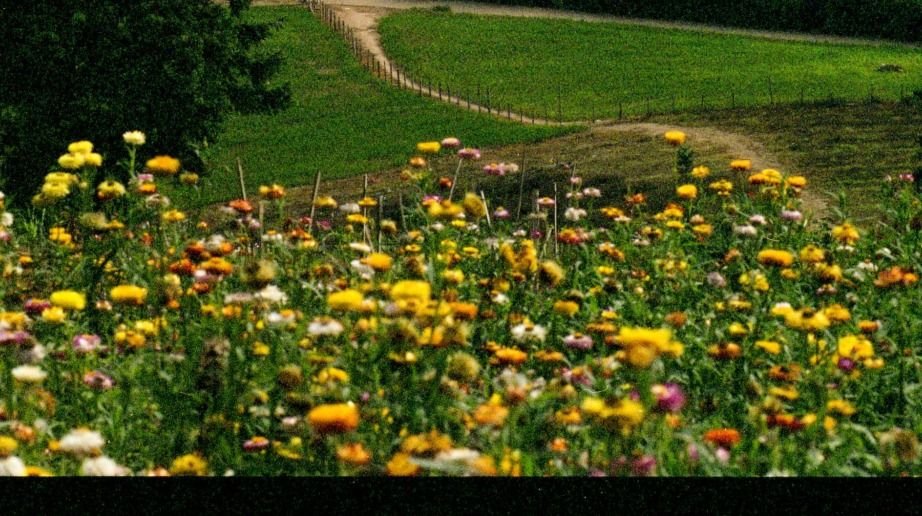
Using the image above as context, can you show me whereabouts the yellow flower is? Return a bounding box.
[386,453,420,476]
[615,327,675,368]
[170,454,208,476]
[691,165,710,179]
[730,159,752,171]
[784,308,830,332]
[145,155,181,176]
[41,181,70,199]
[68,141,94,154]
[258,184,286,200]
[757,249,794,267]
[676,184,697,200]
[327,289,365,312]
[84,153,103,167]
[97,180,126,200]
[799,245,825,263]
[161,210,186,223]
[0,436,17,457]
[708,179,733,196]
[539,260,565,286]
[389,280,431,303]
[122,131,146,146]
[553,300,579,317]
[837,334,874,360]
[831,222,859,245]
[664,130,687,146]
[826,399,856,417]
[442,269,464,285]
[50,290,86,311]
[41,306,67,323]
[110,285,148,306]
[756,340,782,355]
[769,386,799,401]
[416,141,441,154]
[362,253,393,272]
[58,153,85,169]
[308,403,360,434]
[823,304,850,323]
[462,192,487,219]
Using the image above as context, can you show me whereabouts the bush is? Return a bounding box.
[0,0,289,205]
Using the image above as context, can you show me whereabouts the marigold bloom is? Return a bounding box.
[676,184,697,199]
[145,155,181,176]
[494,347,527,365]
[337,443,372,466]
[170,454,208,476]
[307,403,360,434]
[390,280,431,303]
[664,130,687,146]
[757,249,794,267]
[704,428,741,448]
[691,165,710,179]
[110,285,147,306]
[473,396,509,427]
[327,289,364,311]
[416,141,441,154]
[826,399,856,417]
[730,159,752,171]
[874,266,918,288]
[386,453,420,476]
[831,222,859,245]
[50,290,86,311]
[362,253,393,272]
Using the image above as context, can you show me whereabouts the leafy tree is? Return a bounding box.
[0,0,289,204]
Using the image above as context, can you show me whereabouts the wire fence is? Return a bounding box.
[304,0,917,125]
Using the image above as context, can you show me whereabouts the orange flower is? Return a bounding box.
[493,347,527,366]
[307,403,359,434]
[145,155,181,175]
[228,199,254,214]
[704,428,741,448]
[336,442,372,466]
[386,453,420,476]
[473,395,509,427]
[708,342,742,360]
[757,249,794,267]
[875,266,918,288]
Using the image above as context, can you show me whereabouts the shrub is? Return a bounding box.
[0,0,289,205]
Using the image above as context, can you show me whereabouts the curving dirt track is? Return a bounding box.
[249,0,830,213]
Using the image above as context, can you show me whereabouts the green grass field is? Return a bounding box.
[191,7,575,206]
[378,9,922,120]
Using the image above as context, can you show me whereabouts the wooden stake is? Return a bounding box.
[236,158,247,200]
[308,170,321,234]
[480,190,492,228]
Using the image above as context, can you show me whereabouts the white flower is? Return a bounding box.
[59,428,105,456]
[564,207,587,222]
[266,311,296,327]
[81,456,130,476]
[223,292,255,305]
[856,260,878,272]
[348,242,372,253]
[0,212,13,227]
[255,284,288,304]
[261,232,284,244]
[582,187,602,198]
[11,365,47,384]
[122,130,146,146]
[511,323,547,343]
[0,456,26,477]
[204,234,227,253]
[430,223,445,232]
[339,203,360,214]
[491,292,510,305]
[307,317,344,336]
[19,344,46,364]
[733,224,758,237]
[749,214,767,226]
[350,259,375,280]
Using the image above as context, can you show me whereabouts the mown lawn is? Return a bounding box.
[378,9,922,120]
[190,7,576,207]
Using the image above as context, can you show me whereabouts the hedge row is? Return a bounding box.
[446,0,922,43]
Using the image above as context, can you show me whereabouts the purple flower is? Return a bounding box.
[0,330,33,346]
[73,334,101,354]
[24,298,51,315]
[483,163,504,176]
[563,333,593,351]
[631,455,657,477]
[652,383,686,413]
[837,357,856,372]
[780,209,803,222]
[706,271,727,288]
[457,148,481,160]
[83,370,114,390]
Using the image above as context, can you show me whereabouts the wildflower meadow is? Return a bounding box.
[0,129,919,477]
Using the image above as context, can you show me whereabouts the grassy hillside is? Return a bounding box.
[378,9,922,120]
[190,7,576,206]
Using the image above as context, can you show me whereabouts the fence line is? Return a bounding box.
[303,0,915,126]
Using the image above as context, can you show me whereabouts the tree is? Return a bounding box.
[0,0,289,204]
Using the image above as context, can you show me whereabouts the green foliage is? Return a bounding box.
[0,0,289,205]
[675,146,695,178]
[378,10,922,121]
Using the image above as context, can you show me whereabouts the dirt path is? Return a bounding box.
[250,0,829,213]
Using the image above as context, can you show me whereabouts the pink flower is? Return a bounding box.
[83,370,114,390]
[441,137,461,149]
[73,334,101,354]
[562,333,593,351]
[652,383,686,413]
[457,148,481,160]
